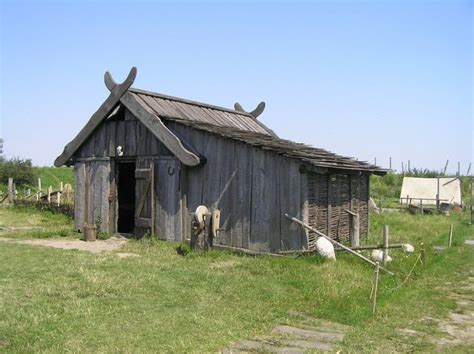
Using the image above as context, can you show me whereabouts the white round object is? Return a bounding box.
[371,249,392,263]
[195,205,209,224]
[402,243,415,253]
[315,237,336,260]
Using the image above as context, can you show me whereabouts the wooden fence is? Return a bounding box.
[1,178,74,217]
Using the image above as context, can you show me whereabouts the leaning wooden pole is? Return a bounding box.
[285,214,394,275]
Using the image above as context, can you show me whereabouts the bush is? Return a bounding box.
[0,157,35,187]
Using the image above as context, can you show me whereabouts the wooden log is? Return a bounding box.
[279,243,406,254]
[7,178,13,203]
[84,224,96,242]
[213,244,283,257]
[285,214,394,275]
[190,213,211,251]
[47,186,52,204]
[37,178,42,201]
[371,262,380,315]
[382,225,389,265]
[420,242,425,267]
[345,209,359,247]
[448,224,453,247]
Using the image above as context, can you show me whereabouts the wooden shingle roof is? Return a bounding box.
[162,118,387,175]
[129,88,277,137]
[127,86,386,175]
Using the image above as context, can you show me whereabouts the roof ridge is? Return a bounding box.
[129,87,254,118]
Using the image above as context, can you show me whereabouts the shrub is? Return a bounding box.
[0,157,35,187]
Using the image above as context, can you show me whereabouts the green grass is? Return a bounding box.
[0,207,473,352]
[0,206,75,239]
[32,166,74,191]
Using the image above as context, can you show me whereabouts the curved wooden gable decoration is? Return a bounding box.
[54,67,201,167]
[234,101,266,118]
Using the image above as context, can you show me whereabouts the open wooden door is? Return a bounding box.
[134,160,155,237]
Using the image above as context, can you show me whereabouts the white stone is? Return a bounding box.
[315,237,336,260]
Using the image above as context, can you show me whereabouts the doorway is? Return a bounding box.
[117,162,136,233]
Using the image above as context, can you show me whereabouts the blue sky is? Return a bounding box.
[0,0,472,173]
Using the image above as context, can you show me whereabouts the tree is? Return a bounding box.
[0,157,35,187]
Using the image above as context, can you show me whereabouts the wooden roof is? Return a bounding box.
[163,118,387,175]
[129,88,277,137]
[56,68,386,175]
[160,117,387,175]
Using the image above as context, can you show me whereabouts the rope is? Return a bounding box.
[389,253,422,292]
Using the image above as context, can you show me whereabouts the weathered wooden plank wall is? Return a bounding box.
[71,108,370,250]
[73,161,110,232]
[167,121,308,252]
[155,159,182,241]
[74,162,85,231]
[90,161,111,232]
[76,110,172,158]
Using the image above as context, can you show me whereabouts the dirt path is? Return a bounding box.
[0,236,129,254]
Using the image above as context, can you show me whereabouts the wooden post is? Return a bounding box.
[402,161,405,175]
[420,242,425,267]
[382,225,389,265]
[443,160,449,175]
[408,160,411,173]
[374,157,377,165]
[37,178,42,196]
[190,213,211,251]
[57,191,61,207]
[47,186,52,204]
[436,177,440,209]
[389,156,392,170]
[60,181,64,192]
[285,214,394,275]
[406,194,410,209]
[448,224,453,247]
[420,199,423,215]
[7,178,13,203]
[466,163,471,176]
[150,161,155,238]
[371,262,380,315]
[345,209,359,248]
[457,162,460,176]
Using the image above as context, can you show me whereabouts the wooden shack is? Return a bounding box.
[55,68,386,252]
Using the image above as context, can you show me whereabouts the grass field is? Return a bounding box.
[0,206,473,352]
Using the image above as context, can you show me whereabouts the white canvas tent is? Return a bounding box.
[400,177,462,206]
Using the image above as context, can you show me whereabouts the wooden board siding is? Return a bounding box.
[155,159,182,241]
[90,161,111,232]
[75,109,173,159]
[308,172,369,243]
[74,161,110,232]
[167,121,307,252]
[74,162,86,232]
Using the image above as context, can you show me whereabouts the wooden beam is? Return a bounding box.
[54,67,137,166]
[284,213,394,275]
[120,92,201,166]
[234,101,266,118]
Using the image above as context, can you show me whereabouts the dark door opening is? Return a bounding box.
[117,162,136,233]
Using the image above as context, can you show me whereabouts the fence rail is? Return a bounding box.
[1,177,74,217]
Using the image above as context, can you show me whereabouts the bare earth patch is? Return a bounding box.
[0,236,128,254]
